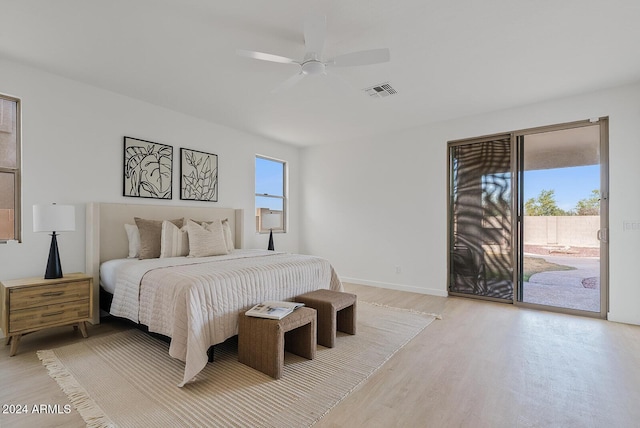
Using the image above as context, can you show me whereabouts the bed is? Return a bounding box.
[85,202,343,386]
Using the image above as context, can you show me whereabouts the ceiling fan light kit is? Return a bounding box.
[301,60,325,76]
[237,14,390,92]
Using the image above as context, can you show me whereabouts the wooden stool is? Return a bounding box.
[238,307,316,379]
[296,289,356,348]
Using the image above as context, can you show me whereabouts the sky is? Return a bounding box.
[524,165,600,212]
[255,157,284,211]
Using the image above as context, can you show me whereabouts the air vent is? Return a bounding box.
[363,82,397,98]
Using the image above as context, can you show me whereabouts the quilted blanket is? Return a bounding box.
[109,249,343,386]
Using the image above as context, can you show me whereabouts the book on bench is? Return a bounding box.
[246,301,305,320]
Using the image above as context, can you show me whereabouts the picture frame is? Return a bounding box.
[180,148,218,202]
[123,136,173,199]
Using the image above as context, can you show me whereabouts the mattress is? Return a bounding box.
[99,258,132,294]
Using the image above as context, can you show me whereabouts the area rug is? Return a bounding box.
[38,302,437,428]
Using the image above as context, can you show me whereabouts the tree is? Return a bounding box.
[574,189,600,215]
[524,189,568,216]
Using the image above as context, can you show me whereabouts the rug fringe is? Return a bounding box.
[37,349,116,428]
[361,300,443,319]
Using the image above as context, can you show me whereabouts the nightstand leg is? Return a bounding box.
[4,336,11,346]
[9,334,21,356]
[78,322,88,338]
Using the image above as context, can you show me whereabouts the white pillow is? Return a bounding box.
[160,220,189,258]
[124,224,140,258]
[186,219,229,257]
[221,218,234,252]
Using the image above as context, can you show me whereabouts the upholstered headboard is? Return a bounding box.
[85,202,244,324]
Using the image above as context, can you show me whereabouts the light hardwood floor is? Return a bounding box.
[2,283,640,427]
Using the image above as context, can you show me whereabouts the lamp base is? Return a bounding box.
[44,232,63,279]
[268,229,275,251]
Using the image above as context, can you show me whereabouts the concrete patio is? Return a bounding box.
[523,254,600,312]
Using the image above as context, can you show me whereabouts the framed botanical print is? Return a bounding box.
[123,137,173,199]
[180,148,218,202]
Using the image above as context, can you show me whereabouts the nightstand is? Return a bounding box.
[0,272,93,356]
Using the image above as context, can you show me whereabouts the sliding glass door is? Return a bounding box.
[448,119,608,318]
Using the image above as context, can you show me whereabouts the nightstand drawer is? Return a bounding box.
[9,300,90,333]
[9,280,91,310]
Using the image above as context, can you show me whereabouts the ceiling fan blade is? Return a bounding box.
[271,72,305,93]
[236,49,299,65]
[303,14,326,57]
[328,48,390,67]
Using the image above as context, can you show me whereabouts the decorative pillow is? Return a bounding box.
[160,221,189,258]
[191,218,234,253]
[221,218,234,252]
[134,217,184,259]
[124,223,140,258]
[186,219,229,257]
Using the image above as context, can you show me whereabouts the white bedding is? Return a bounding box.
[106,249,343,386]
[100,258,131,294]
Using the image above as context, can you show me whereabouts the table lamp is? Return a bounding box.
[33,203,76,279]
[261,211,281,251]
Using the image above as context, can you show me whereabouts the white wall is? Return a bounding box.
[3,56,638,325]
[300,82,640,325]
[0,58,301,281]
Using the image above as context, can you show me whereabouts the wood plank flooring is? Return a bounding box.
[2,283,640,427]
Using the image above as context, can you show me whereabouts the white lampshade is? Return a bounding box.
[262,211,282,230]
[33,203,76,232]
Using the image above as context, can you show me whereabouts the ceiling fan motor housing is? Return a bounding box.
[301,60,325,76]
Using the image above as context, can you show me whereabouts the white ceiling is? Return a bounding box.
[2,0,640,147]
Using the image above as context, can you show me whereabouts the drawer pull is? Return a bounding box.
[41,291,64,297]
[42,311,64,317]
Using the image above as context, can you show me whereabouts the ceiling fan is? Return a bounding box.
[237,14,390,93]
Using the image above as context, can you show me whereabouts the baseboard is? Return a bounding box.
[341,277,448,297]
[607,312,640,326]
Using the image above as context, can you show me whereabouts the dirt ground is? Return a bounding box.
[523,244,600,258]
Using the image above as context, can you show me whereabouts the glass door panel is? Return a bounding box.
[518,124,605,314]
[449,137,513,300]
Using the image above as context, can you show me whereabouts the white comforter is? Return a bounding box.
[108,249,343,386]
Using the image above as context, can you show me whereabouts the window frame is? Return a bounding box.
[0,94,21,243]
[255,155,287,234]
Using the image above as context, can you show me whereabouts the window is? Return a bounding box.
[255,156,286,233]
[0,94,20,242]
